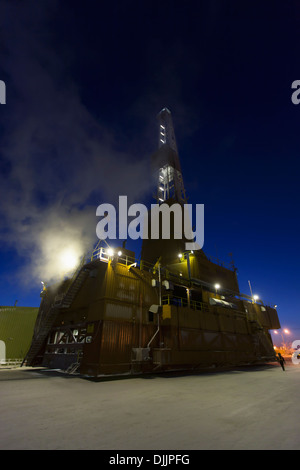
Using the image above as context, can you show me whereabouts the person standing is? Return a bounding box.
[277,352,286,371]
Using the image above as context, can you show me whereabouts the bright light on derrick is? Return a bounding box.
[60,248,78,272]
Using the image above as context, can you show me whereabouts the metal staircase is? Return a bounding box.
[22,259,100,366]
[60,267,92,308]
[22,303,61,366]
[66,362,80,374]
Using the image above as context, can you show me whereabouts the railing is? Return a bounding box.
[90,245,155,271]
[89,243,235,275]
[206,254,235,271]
[85,243,247,305]
[0,358,23,367]
[162,294,207,311]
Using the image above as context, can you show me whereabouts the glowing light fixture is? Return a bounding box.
[107,248,114,257]
[60,248,78,272]
[117,250,122,256]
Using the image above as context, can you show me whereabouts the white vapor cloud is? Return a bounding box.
[0,1,151,285]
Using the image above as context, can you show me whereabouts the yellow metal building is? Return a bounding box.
[23,108,280,376]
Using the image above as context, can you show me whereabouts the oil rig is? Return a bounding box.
[23,108,280,376]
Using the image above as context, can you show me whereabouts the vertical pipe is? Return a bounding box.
[186,288,190,308]
[158,263,162,306]
[186,253,191,279]
[139,293,142,348]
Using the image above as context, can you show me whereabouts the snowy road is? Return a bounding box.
[0,361,299,450]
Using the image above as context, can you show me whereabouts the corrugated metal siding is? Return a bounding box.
[265,306,281,329]
[218,313,235,333]
[99,320,158,365]
[45,256,277,375]
[105,264,140,301]
[0,306,39,359]
[178,308,202,329]
[200,311,219,331]
[105,302,134,320]
[235,316,249,334]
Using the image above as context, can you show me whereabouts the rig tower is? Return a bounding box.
[153,108,187,205]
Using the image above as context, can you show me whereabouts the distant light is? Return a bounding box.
[117,251,122,256]
[253,295,259,301]
[274,305,278,308]
[178,253,183,258]
[107,248,114,257]
[274,331,278,334]
[215,283,220,290]
[284,329,290,334]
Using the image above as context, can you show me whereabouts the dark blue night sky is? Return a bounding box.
[0,0,300,346]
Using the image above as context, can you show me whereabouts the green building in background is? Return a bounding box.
[0,306,39,364]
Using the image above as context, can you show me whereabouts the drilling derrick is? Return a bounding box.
[141,108,189,265]
[153,108,187,205]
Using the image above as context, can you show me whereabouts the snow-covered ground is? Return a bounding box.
[0,361,298,450]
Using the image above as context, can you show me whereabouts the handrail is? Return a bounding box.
[87,244,260,306]
[162,294,207,311]
[162,294,248,318]
[90,246,155,271]
[0,358,23,367]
